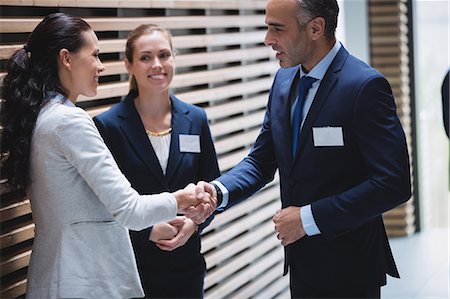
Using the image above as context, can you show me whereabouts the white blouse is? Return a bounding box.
[147,133,171,175]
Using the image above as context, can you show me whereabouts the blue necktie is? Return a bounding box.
[291,76,317,158]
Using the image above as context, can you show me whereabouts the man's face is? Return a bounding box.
[264,0,312,68]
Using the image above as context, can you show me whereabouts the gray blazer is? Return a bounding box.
[25,93,177,299]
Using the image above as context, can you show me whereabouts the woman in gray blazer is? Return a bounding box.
[0,13,213,299]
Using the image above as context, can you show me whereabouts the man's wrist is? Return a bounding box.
[211,182,223,207]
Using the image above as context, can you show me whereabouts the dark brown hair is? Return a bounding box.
[0,12,92,189]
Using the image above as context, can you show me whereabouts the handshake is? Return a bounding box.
[173,181,217,225]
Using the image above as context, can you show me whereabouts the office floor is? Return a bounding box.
[381,228,449,298]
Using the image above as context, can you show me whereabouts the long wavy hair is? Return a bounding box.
[0,13,92,189]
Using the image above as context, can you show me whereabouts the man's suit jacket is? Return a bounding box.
[217,46,411,291]
[442,70,449,138]
[94,90,219,292]
[26,93,178,299]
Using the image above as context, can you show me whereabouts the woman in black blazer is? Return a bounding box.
[94,24,220,298]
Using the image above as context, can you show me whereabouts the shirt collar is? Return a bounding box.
[299,40,341,80]
[47,91,76,107]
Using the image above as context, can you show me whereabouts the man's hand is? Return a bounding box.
[272,206,306,246]
[175,182,217,224]
[153,216,198,251]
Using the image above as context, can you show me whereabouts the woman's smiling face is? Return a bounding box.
[125,31,175,93]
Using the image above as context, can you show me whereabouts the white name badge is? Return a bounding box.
[312,127,344,147]
[179,134,201,153]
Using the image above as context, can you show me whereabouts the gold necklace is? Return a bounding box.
[145,127,172,137]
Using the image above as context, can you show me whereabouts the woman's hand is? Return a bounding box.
[154,216,198,251]
[149,217,185,242]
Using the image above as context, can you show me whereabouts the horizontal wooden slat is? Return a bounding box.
[174,63,275,89]
[0,222,35,250]
[369,5,401,15]
[204,221,274,268]
[173,31,266,49]
[371,44,408,56]
[384,216,415,227]
[202,181,278,233]
[370,35,407,45]
[205,236,280,289]
[101,47,272,75]
[370,15,403,25]
[0,15,266,33]
[233,262,287,299]
[0,199,31,222]
[371,55,409,66]
[0,31,267,60]
[202,176,279,234]
[205,93,268,119]
[205,247,283,299]
[179,77,273,105]
[0,276,27,299]
[78,76,272,103]
[202,196,279,252]
[0,248,32,276]
[213,128,261,155]
[210,110,265,137]
[275,288,291,299]
[219,147,252,171]
[384,202,414,218]
[0,0,267,9]
[370,25,407,35]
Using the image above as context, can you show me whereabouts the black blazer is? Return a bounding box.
[94,90,220,282]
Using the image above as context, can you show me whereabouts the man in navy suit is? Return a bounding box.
[197,0,412,297]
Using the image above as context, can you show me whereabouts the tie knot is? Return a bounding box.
[299,76,317,92]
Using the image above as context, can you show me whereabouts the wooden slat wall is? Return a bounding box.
[369,0,416,237]
[0,1,290,298]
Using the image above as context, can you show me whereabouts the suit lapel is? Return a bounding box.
[165,95,192,182]
[274,67,300,169]
[295,47,348,159]
[119,94,166,186]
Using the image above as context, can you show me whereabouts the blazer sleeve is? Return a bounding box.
[312,75,411,236]
[197,109,220,231]
[54,108,177,231]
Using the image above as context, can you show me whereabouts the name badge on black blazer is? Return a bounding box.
[179,134,201,153]
[313,127,344,147]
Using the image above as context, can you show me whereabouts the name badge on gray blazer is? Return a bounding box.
[179,134,201,153]
[313,127,344,146]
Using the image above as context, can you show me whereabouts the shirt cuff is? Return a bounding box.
[301,204,321,236]
[212,180,229,210]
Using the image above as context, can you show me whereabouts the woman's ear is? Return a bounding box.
[124,58,132,74]
[58,48,71,70]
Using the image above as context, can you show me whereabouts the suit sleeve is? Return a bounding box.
[312,75,411,236]
[197,109,220,231]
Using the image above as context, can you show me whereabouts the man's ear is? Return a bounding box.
[310,17,325,40]
[59,48,71,70]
